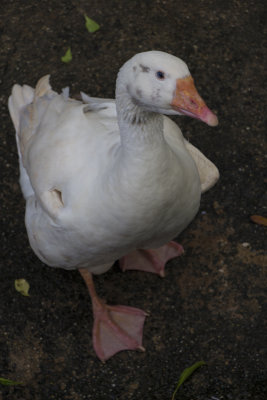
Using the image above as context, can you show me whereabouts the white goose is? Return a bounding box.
[8,51,219,361]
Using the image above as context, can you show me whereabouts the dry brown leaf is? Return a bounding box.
[250,215,267,227]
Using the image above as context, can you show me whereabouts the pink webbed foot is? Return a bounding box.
[79,268,147,362]
[93,303,147,361]
[119,241,184,277]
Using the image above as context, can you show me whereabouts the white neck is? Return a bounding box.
[109,65,176,196]
[115,73,165,156]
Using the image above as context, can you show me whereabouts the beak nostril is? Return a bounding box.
[190,99,197,108]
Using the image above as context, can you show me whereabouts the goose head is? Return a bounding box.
[116,50,218,127]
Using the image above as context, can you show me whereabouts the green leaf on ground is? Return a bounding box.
[14,278,30,296]
[0,377,23,386]
[61,47,72,63]
[84,15,100,33]
[171,361,206,400]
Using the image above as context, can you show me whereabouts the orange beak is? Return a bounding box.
[171,76,218,127]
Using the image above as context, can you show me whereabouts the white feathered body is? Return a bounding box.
[9,54,219,273]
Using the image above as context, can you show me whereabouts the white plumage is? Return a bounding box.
[8,51,219,360]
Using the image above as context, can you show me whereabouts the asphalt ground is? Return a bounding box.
[0,1,266,399]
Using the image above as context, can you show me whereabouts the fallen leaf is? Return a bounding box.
[0,377,23,386]
[61,47,72,63]
[84,15,100,33]
[14,279,30,296]
[250,215,267,227]
[171,361,206,400]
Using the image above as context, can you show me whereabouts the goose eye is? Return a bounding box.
[156,71,165,80]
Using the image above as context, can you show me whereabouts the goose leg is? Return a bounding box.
[119,241,184,277]
[79,268,147,362]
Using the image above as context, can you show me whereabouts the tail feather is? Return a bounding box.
[34,74,52,98]
[8,75,52,133]
[8,83,36,199]
[8,75,56,199]
[22,84,35,103]
[8,84,34,131]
